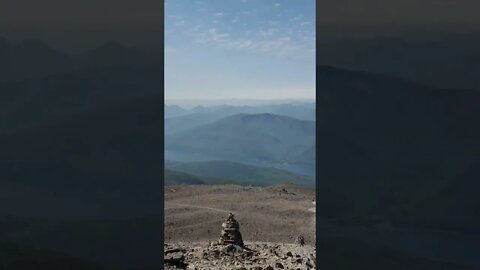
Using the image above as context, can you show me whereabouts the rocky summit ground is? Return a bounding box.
[165,241,316,270]
[164,184,316,269]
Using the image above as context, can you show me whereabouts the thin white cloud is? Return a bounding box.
[258,28,279,37]
[171,3,313,59]
[231,40,253,49]
[290,15,304,22]
[196,28,231,45]
[193,25,313,58]
[175,20,186,26]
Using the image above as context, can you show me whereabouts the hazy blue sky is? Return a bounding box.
[165,0,315,101]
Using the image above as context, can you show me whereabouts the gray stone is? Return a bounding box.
[218,213,244,247]
[296,235,306,246]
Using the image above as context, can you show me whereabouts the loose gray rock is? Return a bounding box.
[219,213,245,247]
[296,235,306,246]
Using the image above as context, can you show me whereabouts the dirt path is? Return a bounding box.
[165,185,316,244]
[166,203,237,215]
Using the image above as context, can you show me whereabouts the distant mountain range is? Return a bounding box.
[0,94,163,219]
[0,37,163,268]
[316,66,480,229]
[0,60,163,218]
[0,66,162,134]
[165,103,315,136]
[165,102,315,120]
[165,113,315,166]
[1,34,479,262]
[164,169,206,186]
[318,33,480,90]
[165,160,314,187]
[0,36,161,82]
[0,38,163,218]
[402,161,480,230]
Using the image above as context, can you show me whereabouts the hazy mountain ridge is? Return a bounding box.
[0,36,164,218]
[316,66,480,229]
[0,94,163,219]
[164,169,206,186]
[318,33,480,90]
[165,102,315,119]
[164,102,315,134]
[0,36,161,82]
[165,113,315,167]
[402,160,480,229]
[165,112,226,135]
[165,160,314,187]
[0,36,166,268]
[0,66,162,134]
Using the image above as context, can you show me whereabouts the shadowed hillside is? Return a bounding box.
[0,36,161,82]
[165,102,315,127]
[0,38,163,268]
[317,66,480,229]
[166,113,315,165]
[0,242,108,270]
[319,33,480,90]
[318,238,475,270]
[165,160,314,187]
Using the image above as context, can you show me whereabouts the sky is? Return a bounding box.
[0,0,162,53]
[1,0,479,53]
[165,0,315,101]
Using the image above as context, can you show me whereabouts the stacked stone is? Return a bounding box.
[218,213,244,247]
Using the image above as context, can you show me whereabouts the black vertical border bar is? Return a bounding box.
[160,0,166,263]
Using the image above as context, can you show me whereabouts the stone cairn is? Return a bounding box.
[218,213,244,247]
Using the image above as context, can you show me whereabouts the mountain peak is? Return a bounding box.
[224,113,305,124]
[13,39,66,56]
